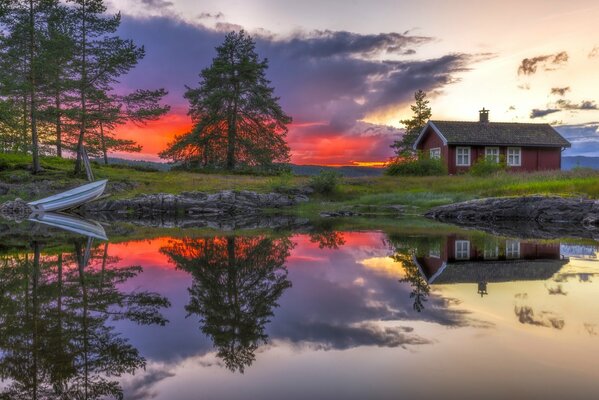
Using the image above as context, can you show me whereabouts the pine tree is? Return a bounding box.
[160,31,291,171]
[68,0,145,175]
[392,90,431,157]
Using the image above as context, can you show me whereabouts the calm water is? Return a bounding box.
[1,219,599,399]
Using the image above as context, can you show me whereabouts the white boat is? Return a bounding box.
[28,212,108,241]
[28,179,108,212]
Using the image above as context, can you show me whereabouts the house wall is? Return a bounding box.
[447,145,562,174]
[445,236,560,262]
[416,126,448,169]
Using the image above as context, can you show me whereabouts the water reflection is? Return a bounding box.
[1,224,599,399]
[0,240,170,399]
[160,235,293,373]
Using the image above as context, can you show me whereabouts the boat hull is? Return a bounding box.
[28,179,107,212]
[28,212,108,241]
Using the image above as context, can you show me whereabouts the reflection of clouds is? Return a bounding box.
[122,365,175,400]
[514,306,565,330]
[274,322,432,350]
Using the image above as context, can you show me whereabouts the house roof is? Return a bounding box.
[415,120,571,148]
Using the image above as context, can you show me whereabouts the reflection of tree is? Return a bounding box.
[161,235,293,373]
[387,236,433,312]
[0,240,170,399]
[309,230,346,249]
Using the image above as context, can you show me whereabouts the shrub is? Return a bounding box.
[385,157,446,176]
[469,156,506,176]
[268,170,295,192]
[309,170,341,194]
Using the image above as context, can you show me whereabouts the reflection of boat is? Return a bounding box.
[28,179,107,212]
[28,212,108,241]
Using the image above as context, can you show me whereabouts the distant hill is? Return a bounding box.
[99,158,386,177]
[290,164,384,177]
[96,157,172,171]
[562,156,599,170]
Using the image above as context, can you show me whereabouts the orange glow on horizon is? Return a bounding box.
[114,114,391,166]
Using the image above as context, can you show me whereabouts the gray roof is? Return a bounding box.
[427,120,571,148]
[431,259,567,284]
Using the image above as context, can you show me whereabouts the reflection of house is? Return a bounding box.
[415,235,568,295]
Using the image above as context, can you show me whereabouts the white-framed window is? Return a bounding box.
[429,243,441,258]
[484,245,499,260]
[506,240,521,259]
[455,240,470,260]
[456,147,471,166]
[429,147,441,160]
[485,147,500,163]
[507,147,521,166]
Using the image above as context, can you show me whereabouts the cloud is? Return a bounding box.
[556,123,599,156]
[530,108,560,119]
[122,366,175,400]
[198,12,224,20]
[589,46,599,58]
[550,86,570,96]
[555,99,598,110]
[139,0,173,9]
[514,306,564,329]
[116,16,485,164]
[517,51,568,75]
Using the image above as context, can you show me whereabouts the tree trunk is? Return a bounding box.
[55,89,62,157]
[100,121,108,165]
[74,0,87,175]
[29,0,40,174]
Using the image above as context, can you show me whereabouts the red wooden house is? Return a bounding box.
[413,109,571,174]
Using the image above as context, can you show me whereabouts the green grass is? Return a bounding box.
[2,153,599,215]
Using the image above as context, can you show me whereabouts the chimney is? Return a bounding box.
[479,108,489,123]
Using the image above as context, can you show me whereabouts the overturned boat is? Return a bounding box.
[27,179,108,212]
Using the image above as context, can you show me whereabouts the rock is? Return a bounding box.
[0,183,9,195]
[425,196,599,239]
[82,189,310,219]
[0,199,33,221]
[319,210,361,218]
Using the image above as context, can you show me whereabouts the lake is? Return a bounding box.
[1,217,598,399]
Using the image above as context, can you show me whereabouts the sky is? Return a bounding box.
[106,0,599,165]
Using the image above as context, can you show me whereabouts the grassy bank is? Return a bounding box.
[2,154,599,215]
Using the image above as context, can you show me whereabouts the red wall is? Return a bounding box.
[417,126,448,163]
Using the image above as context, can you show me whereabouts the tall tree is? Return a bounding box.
[87,88,169,164]
[0,0,57,173]
[391,90,431,157]
[68,0,144,175]
[160,31,291,171]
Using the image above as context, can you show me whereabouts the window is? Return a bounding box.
[485,147,500,163]
[429,147,441,159]
[456,147,471,166]
[455,240,470,260]
[506,240,521,259]
[507,147,521,166]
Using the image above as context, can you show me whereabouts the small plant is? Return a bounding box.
[309,170,341,194]
[268,170,295,192]
[386,156,446,176]
[469,156,506,176]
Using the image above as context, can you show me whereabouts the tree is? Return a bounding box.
[86,88,169,164]
[69,0,145,175]
[161,235,293,372]
[392,90,431,157]
[160,31,291,171]
[0,0,58,173]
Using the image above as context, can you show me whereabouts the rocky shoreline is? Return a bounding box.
[82,190,310,217]
[425,195,599,239]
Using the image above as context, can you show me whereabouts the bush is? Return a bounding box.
[385,157,446,176]
[309,170,341,194]
[469,157,506,176]
[268,170,295,192]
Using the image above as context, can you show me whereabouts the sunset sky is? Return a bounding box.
[107,0,599,165]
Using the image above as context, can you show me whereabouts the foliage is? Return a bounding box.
[469,156,507,176]
[391,90,431,156]
[385,155,446,176]
[160,31,291,170]
[309,169,341,194]
[267,170,295,192]
[161,235,293,373]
